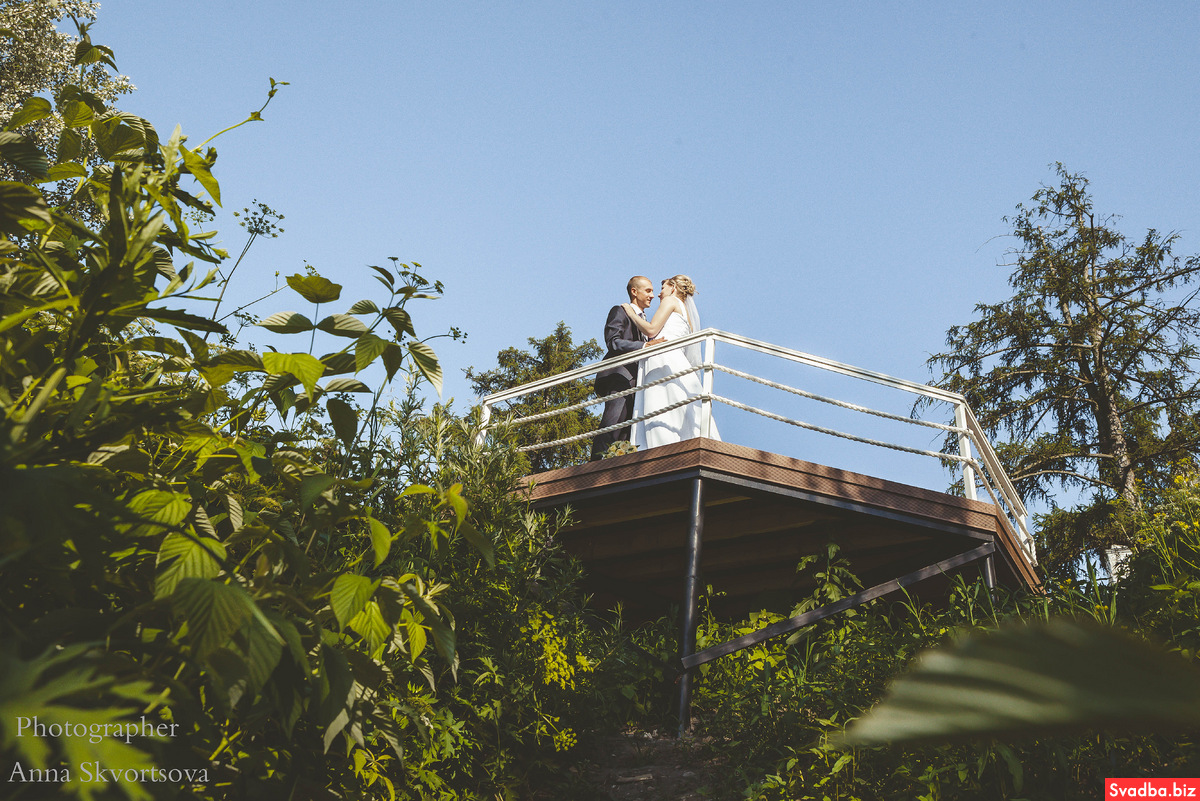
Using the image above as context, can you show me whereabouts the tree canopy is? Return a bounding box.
[0,1,134,217]
[466,321,601,473]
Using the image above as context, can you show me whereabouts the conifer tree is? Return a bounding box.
[927,165,1200,569]
[467,322,601,472]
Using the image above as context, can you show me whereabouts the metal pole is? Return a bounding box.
[678,476,705,736]
[700,335,715,439]
[983,554,996,591]
[955,404,977,501]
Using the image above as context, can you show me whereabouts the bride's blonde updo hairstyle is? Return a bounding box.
[666,274,697,298]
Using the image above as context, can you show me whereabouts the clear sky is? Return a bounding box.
[89,2,1200,491]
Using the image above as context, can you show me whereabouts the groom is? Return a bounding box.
[590,276,662,460]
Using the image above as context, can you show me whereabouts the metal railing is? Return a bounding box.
[478,328,1036,565]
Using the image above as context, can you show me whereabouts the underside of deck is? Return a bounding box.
[523,438,1040,621]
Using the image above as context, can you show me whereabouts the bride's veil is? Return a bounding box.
[684,295,703,365]
[684,295,701,333]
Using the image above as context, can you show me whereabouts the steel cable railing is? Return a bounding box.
[478,329,1035,564]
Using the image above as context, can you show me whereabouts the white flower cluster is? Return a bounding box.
[0,0,135,187]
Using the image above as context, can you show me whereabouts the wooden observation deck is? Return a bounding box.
[481,330,1040,731]
[524,437,1038,620]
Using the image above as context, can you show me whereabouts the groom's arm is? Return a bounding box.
[604,305,643,355]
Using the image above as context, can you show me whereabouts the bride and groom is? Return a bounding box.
[590,274,720,460]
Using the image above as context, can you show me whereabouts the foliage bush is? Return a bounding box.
[0,21,629,800]
[667,498,1200,801]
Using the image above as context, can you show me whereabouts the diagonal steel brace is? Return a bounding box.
[680,541,996,671]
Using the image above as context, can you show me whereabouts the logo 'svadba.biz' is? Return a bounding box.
[9,716,209,785]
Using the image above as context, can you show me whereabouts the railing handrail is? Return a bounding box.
[480,330,706,406]
[480,328,966,407]
[959,403,1029,522]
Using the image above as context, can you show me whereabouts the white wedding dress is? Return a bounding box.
[631,309,720,449]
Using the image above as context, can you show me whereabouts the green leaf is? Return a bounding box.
[60,99,95,128]
[5,96,52,130]
[382,307,415,338]
[47,162,87,181]
[830,752,853,775]
[116,337,187,358]
[155,532,226,599]
[355,332,390,373]
[369,265,394,288]
[241,617,285,693]
[441,483,467,529]
[404,612,428,660]
[400,582,456,676]
[381,343,403,380]
[199,364,237,389]
[139,306,227,334]
[321,352,357,376]
[91,114,148,159]
[263,351,325,399]
[287,274,342,304]
[407,341,443,395]
[207,348,264,371]
[316,646,355,751]
[171,578,255,660]
[330,574,379,630]
[0,181,50,235]
[126,490,190,537]
[180,144,221,206]
[74,39,117,69]
[0,296,75,334]
[842,619,1200,746]
[178,328,209,361]
[258,311,315,333]
[327,397,358,447]
[348,299,379,314]
[349,601,391,655]
[323,377,371,393]
[55,128,82,162]
[367,517,392,568]
[457,520,494,567]
[0,132,48,179]
[299,474,336,510]
[317,314,369,338]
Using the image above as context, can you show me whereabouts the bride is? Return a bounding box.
[622,275,720,449]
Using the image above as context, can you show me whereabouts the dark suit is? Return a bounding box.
[591,304,645,460]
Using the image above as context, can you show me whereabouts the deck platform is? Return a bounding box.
[524,438,1039,621]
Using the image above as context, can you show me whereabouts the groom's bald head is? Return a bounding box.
[627,275,652,300]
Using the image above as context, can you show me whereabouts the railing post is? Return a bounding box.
[700,335,715,439]
[955,403,977,501]
[476,402,491,447]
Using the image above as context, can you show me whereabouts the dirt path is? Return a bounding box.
[576,728,725,801]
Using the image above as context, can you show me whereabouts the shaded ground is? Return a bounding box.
[574,728,727,801]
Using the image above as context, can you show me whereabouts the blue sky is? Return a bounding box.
[90,2,1200,491]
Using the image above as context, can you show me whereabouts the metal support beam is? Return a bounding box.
[680,541,996,670]
[677,476,705,736]
[983,554,996,591]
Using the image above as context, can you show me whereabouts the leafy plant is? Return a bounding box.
[0,22,498,799]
